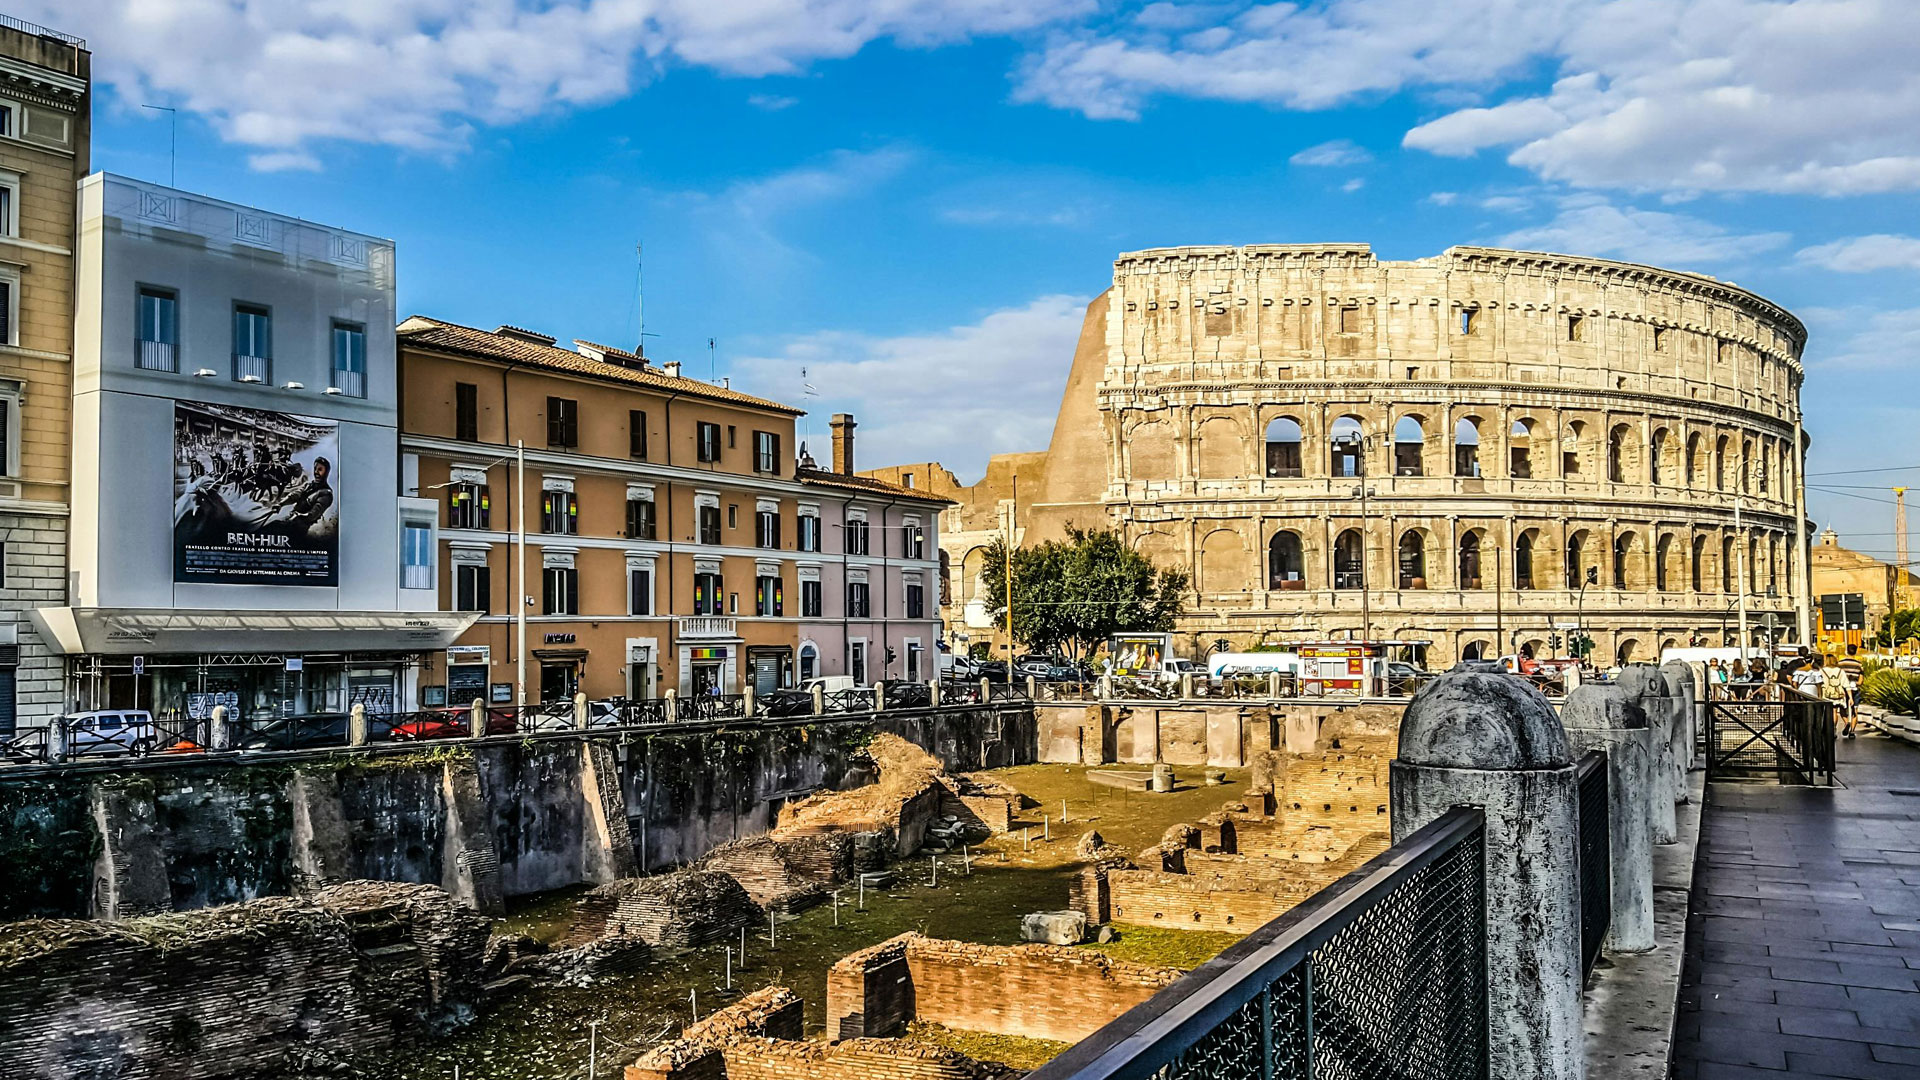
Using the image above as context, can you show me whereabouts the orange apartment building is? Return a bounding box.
[396,318,947,707]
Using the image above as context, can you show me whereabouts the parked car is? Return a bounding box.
[235,712,391,751]
[758,688,817,717]
[974,661,1009,683]
[60,710,158,757]
[390,706,518,741]
[883,682,932,709]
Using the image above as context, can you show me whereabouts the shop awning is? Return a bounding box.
[29,607,481,656]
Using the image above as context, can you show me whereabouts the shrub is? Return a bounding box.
[1859,668,1920,716]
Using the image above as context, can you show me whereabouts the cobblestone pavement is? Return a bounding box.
[1671,727,1920,1078]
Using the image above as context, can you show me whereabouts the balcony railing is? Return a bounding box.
[678,616,737,639]
[233,353,271,383]
[137,340,177,372]
[330,368,366,398]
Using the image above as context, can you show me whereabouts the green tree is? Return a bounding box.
[980,526,1189,662]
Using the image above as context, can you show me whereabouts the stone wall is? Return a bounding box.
[0,881,487,1079]
[1035,701,1281,767]
[825,933,1180,1044]
[0,703,1035,920]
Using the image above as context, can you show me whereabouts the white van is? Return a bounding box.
[1207,652,1303,679]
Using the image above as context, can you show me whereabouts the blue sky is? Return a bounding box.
[34,0,1920,554]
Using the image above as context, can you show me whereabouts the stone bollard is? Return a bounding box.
[664,690,678,723]
[1561,683,1656,952]
[1268,671,1282,698]
[1617,664,1680,844]
[469,698,486,739]
[1392,668,1583,1080]
[1026,675,1039,700]
[929,680,942,707]
[743,685,757,719]
[873,681,887,713]
[1099,674,1113,699]
[347,703,369,747]
[812,684,826,716]
[209,705,231,752]
[979,677,990,703]
[1179,672,1194,700]
[1150,763,1174,793]
[574,690,590,730]
[1660,661,1698,776]
[50,714,68,762]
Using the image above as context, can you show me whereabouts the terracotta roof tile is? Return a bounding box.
[397,316,805,416]
[796,466,954,505]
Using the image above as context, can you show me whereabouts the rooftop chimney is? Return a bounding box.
[663,361,681,378]
[831,413,856,476]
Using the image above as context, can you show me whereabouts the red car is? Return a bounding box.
[389,707,519,741]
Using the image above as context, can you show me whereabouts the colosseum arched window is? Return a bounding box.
[1197,416,1245,479]
[1458,530,1484,589]
[1748,536,1760,594]
[1721,535,1736,592]
[1740,440,1753,493]
[1758,444,1771,496]
[1564,421,1588,479]
[1656,533,1675,591]
[1650,428,1669,486]
[1616,638,1641,666]
[1134,530,1177,568]
[1515,530,1537,589]
[1685,433,1701,487]
[1510,419,1535,478]
[1454,418,1482,477]
[1612,532,1638,590]
[1394,416,1428,477]
[1398,529,1431,588]
[1333,529,1364,589]
[1200,529,1248,595]
[1607,424,1641,484]
[1567,530,1593,590]
[1692,534,1706,592]
[1130,420,1176,481]
[1265,417,1303,478]
[1714,436,1730,491]
[1268,530,1305,590]
[1330,415,1365,477]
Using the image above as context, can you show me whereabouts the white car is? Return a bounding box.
[61,710,158,756]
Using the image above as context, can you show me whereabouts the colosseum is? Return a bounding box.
[865,244,1810,669]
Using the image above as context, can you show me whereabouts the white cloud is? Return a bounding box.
[1797,234,1920,273]
[748,93,799,111]
[939,205,1086,227]
[1289,138,1372,167]
[687,146,916,261]
[1340,177,1365,193]
[30,0,1090,164]
[1425,191,1458,206]
[1497,198,1789,269]
[1800,305,1920,370]
[729,294,1090,478]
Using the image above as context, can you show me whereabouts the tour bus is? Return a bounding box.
[1206,652,1304,680]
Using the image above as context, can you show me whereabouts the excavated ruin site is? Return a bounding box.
[0,709,1406,1080]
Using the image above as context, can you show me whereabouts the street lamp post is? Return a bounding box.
[1735,495,1749,667]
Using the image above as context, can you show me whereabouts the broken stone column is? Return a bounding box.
[1617,664,1680,843]
[1391,669,1582,1080]
[1660,661,1698,775]
[1561,683,1656,953]
[439,753,504,915]
[1150,763,1174,793]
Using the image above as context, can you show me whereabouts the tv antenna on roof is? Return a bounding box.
[141,104,176,187]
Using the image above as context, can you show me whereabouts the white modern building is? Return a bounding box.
[32,174,473,721]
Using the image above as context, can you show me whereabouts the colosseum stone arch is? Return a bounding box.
[880,243,1811,667]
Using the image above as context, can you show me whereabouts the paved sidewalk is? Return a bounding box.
[1671,729,1920,1078]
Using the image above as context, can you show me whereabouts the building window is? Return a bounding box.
[330,322,366,397]
[756,575,783,616]
[455,562,490,612]
[798,513,821,552]
[851,641,868,685]
[0,173,16,238]
[754,430,780,474]
[401,525,433,590]
[699,504,722,545]
[630,410,648,459]
[626,497,655,540]
[847,581,871,618]
[727,505,738,531]
[137,286,178,371]
[906,582,925,619]
[906,642,924,682]
[756,507,780,549]
[456,383,478,442]
[697,422,722,462]
[629,566,652,615]
[448,482,489,529]
[846,518,870,556]
[0,105,11,138]
[0,386,13,476]
[1567,315,1584,342]
[1459,308,1478,335]
[801,579,822,617]
[693,572,724,615]
[1653,327,1668,352]
[727,425,736,449]
[232,303,271,383]
[0,272,14,347]
[541,489,578,534]
[905,522,925,560]
[546,397,578,448]
[0,541,8,588]
[543,566,578,615]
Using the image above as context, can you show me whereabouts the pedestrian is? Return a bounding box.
[1707,657,1727,689]
[1823,659,1857,739]
[1791,655,1824,699]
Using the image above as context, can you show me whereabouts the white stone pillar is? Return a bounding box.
[1617,664,1680,843]
[469,698,486,739]
[1561,683,1656,952]
[209,705,232,752]
[1660,661,1698,775]
[347,703,368,747]
[1392,669,1583,1080]
[574,690,590,730]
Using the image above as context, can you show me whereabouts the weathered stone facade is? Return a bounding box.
[877,244,1810,668]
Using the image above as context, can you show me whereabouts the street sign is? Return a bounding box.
[286,657,304,671]
[132,656,145,675]
[1552,620,1580,629]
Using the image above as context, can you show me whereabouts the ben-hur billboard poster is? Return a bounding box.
[172,400,341,586]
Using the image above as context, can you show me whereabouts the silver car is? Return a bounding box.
[61,710,158,757]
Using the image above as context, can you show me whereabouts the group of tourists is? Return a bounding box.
[1704,650,1860,738]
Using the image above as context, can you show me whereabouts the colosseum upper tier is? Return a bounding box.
[868,244,1810,668]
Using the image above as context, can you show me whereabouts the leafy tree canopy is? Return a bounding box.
[981,526,1189,662]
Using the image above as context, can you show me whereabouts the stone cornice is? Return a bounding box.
[0,55,86,110]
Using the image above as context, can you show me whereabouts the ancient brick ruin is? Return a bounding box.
[775,734,1018,857]
[0,881,488,1078]
[826,933,1182,1044]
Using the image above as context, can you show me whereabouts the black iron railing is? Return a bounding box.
[1574,749,1610,979]
[1031,807,1487,1080]
[1703,685,1835,785]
